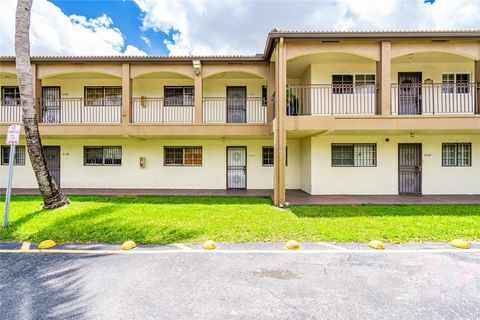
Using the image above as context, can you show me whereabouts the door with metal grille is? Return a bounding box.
[42,87,61,123]
[227,147,246,189]
[398,144,421,194]
[44,146,61,187]
[398,72,422,115]
[226,87,246,123]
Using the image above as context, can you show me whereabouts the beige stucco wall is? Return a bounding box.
[203,79,265,97]
[41,78,122,98]
[0,138,301,190]
[300,137,311,194]
[132,79,194,97]
[2,135,479,194]
[0,77,18,87]
[391,62,475,83]
[307,134,480,195]
[309,63,376,84]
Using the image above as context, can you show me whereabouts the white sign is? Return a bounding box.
[6,124,21,145]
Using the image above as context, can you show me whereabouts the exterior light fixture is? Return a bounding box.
[192,60,201,76]
[410,132,415,138]
[408,54,414,59]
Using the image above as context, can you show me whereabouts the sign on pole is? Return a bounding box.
[3,124,21,228]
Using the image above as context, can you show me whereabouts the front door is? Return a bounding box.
[43,146,61,187]
[42,87,61,123]
[226,87,246,123]
[398,144,421,194]
[227,146,246,189]
[398,72,422,115]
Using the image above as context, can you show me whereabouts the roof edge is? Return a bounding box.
[1,30,479,64]
[264,30,480,59]
[0,55,266,63]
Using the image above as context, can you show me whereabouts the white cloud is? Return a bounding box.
[123,45,148,56]
[141,36,151,47]
[0,0,146,56]
[133,0,480,56]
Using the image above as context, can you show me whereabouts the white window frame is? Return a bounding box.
[441,73,471,94]
[331,73,376,95]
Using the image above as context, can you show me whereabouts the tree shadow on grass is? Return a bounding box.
[1,204,202,245]
[290,204,480,218]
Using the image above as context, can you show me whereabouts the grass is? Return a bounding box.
[0,195,479,244]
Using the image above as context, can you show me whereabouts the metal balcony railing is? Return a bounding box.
[39,98,121,123]
[286,84,377,116]
[132,97,194,123]
[391,82,478,115]
[203,97,266,123]
[0,99,22,123]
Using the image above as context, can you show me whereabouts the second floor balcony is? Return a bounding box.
[41,97,122,123]
[0,97,122,124]
[203,97,266,123]
[391,82,478,115]
[132,97,194,123]
[285,83,377,116]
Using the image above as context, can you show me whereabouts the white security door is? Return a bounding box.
[227,146,246,189]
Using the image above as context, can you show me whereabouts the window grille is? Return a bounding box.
[84,87,122,106]
[262,86,267,106]
[262,147,274,166]
[164,147,202,166]
[262,146,288,167]
[1,145,26,166]
[164,87,194,107]
[332,75,354,94]
[332,74,376,95]
[442,73,470,94]
[84,146,122,166]
[1,86,20,106]
[332,143,376,167]
[442,143,471,167]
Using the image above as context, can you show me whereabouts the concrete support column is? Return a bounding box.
[267,62,275,122]
[194,71,203,124]
[121,64,132,124]
[475,60,480,114]
[32,64,41,121]
[273,38,287,206]
[376,41,392,115]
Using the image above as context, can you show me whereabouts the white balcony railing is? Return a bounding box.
[132,97,194,123]
[286,84,377,116]
[41,98,121,123]
[203,97,266,123]
[391,83,478,115]
[1,98,122,124]
[0,99,22,123]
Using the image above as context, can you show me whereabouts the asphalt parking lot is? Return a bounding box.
[1,242,479,320]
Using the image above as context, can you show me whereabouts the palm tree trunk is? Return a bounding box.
[15,0,69,209]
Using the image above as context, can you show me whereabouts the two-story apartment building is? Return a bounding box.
[1,30,479,205]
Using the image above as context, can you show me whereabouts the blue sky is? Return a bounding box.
[50,0,171,55]
[0,0,478,56]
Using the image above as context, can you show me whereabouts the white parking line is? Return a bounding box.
[0,248,479,255]
[20,242,30,251]
[316,242,348,250]
[172,243,193,251]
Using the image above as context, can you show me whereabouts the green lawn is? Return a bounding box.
[0,195,479,244]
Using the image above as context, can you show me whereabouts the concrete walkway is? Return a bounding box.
[3,188,480,205]
[4,188,273,198]
[286,190,480,205]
